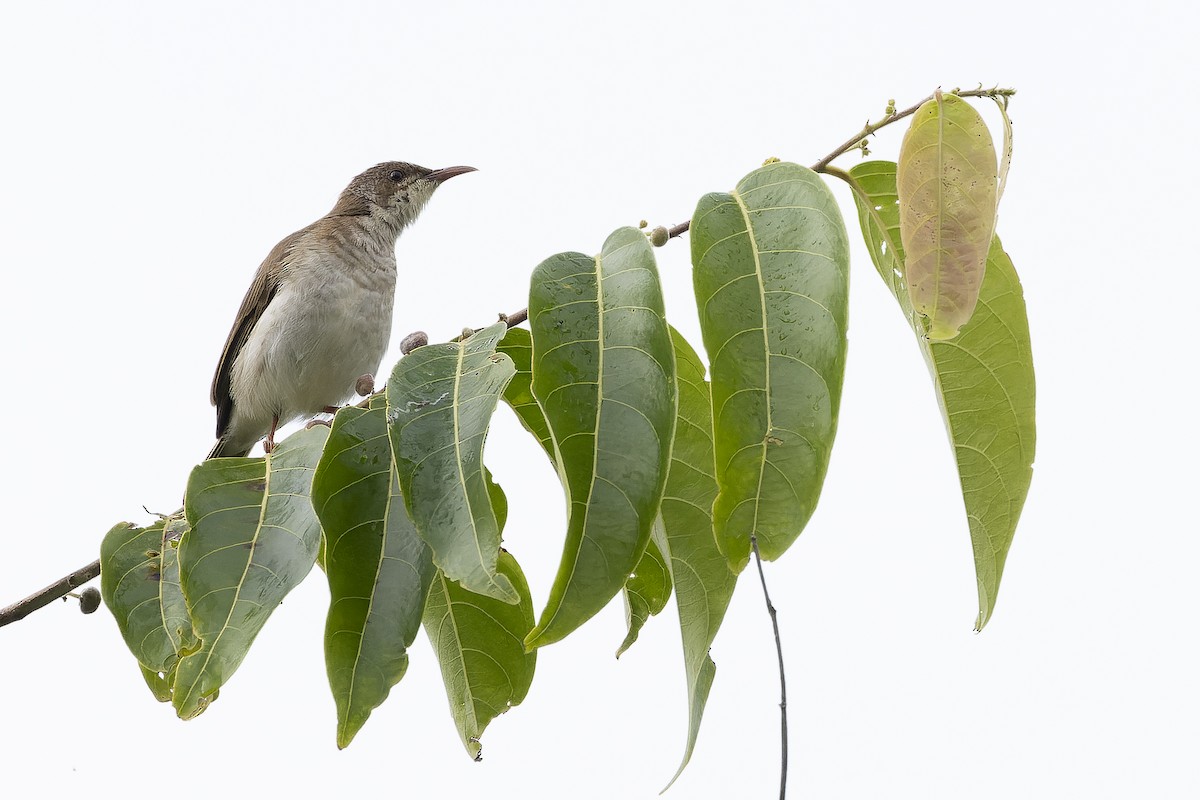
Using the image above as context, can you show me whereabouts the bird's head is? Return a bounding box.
[331,161,476,230]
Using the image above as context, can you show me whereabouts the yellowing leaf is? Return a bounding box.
[849,160,1035,629]
[898,91,998,340]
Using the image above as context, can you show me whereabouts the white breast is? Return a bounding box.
[229,242,397,436]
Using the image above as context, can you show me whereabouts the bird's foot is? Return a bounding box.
[305,418,332,430]
[262,414,280,454]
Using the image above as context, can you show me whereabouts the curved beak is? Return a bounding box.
[426,165,478,183]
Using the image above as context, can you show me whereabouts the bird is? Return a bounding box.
[208,161,476,459]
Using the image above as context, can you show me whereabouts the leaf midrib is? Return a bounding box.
[537,249,605,636]
[729,183,771,546]
[339,434,394,740]
[177,458,273,708]
[437,573,480,745]
[452,337,499,595]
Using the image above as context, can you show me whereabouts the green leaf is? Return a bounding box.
[424,548,536,760]
[661,328,738,789]
[499,323,671,656]
[496,326,555,461]
[312,405,435,749]
[172,425,329,719]
[140,664,174,702]
[616,521,672,658]
[691,161,850,570]
[897,91,998,340]
[848,160,1036,629]
[486,467,508,531]
[387,321,518,603]
[525,226,677,649]
[100,514,196,701]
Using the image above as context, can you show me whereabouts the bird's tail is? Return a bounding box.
[207,437,252,459]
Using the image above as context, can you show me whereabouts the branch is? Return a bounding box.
[0,559,100,628]
[752,535,788,800]
[7,305,534,623]
[450,306,529,343]
[1,86,1015,634]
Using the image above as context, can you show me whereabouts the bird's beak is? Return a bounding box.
[426,165,478,183]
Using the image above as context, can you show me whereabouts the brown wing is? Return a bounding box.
[210,230,304,438]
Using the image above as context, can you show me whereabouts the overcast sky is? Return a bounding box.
[1,2,1195,798]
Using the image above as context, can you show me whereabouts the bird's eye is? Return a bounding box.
[388,169,404,182]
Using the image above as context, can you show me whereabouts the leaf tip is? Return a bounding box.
[615,635,635,659]
[172,685,217,720]
[336,717,365,750]
[974,578,997,632]
[491,573,521,605]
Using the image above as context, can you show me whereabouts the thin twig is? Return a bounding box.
[660,87,1015,244]
[811,86,1015,173]
[0,559,101,628]
[751,534,788,800]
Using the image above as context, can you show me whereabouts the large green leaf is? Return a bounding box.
[848,160,1035,629]
[525,226,677,649]
[387,321,518,603]
[661,328,738,788]
[424,548,536,759]
[312,404,435,748]
[496,326,554,460]
[100,514,196,701]
[897,91,998,340]
[615,522,672,658]
[499,325,672,655]
[172,425,328,718]
[691,161,850,570]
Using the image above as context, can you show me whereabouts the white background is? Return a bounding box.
[1,2,1195,798]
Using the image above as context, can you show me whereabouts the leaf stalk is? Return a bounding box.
[752,534,788,800]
